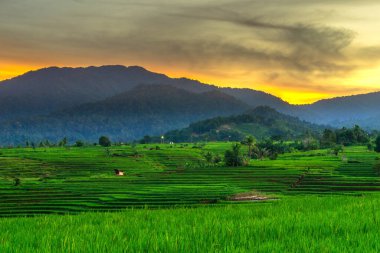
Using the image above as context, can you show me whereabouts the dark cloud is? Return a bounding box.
[170,8,357,77]
[1,0,380,100]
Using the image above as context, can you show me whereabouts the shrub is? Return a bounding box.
[74,140,84,147]
[375,136,380,153]
[99,136,111,147]
[213,154,222,164]
[224,144,244,167]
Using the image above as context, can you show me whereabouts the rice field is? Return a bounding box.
[1,196,380,252]
[0,143,379,216]
[1,143,380,252]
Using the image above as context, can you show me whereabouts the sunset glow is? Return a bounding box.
[1,0,380,104]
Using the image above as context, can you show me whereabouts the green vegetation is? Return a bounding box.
[1,196,380,252]
[321,125,369,147]
[58,137,68,147]
[160,106,324,143]
[0,143,379,216]
[99,136,112,147]
[74,140,84,147]
[375,136,380,152]
[0,84,247,145]
[224,143,245,167]
[1,142,380,251]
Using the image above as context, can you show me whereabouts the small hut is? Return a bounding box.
[114,169,124,176]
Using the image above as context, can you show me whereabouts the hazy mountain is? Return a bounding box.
[0,85,249,145]
[225,86,380,129]
[0,65,282,121]
[0,64,380,145]
[221,88,292,111]
[163,106,325,143]
[0,65,162,120]
[292,92,380,129]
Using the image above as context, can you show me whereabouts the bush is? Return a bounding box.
[224,144,244,167]
[213,154,222,164]
[99,136,111,147]
[74,140,84,147]
[203,151,213,164]
[332,145,344,156]
[375,136,380,153]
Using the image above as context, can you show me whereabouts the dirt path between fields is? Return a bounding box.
[228,192,276,201]
[230,195,269,201]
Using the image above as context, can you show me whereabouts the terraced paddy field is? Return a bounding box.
[0,143,379,216]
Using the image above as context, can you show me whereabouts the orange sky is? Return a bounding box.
[2,62,379,104]
[1,0,380,104]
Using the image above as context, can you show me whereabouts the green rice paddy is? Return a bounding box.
[1,196,380,252]
[0,143,380,252]
[0,144,379,216]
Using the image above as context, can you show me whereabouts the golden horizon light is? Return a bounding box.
[1,1,380,104]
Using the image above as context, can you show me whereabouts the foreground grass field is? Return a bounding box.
[1,196,380,252]
[1,143,380,252]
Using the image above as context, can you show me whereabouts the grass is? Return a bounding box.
[0,144,379,215]
[1,196,380,252]
[0,143,380,251]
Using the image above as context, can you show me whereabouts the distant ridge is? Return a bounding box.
[296,91,380,128]
[0,65,379,145]
[0,65,282,121]
[0,84,249,144]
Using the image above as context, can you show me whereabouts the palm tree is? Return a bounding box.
[252,146,269,160]
[246,136,256,158]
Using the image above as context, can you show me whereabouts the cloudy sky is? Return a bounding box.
[1,0,380,103]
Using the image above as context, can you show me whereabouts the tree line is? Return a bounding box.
[220,125,380,167]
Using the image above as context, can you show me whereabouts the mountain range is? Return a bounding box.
[0,65,379,144]
[0,65,286,121]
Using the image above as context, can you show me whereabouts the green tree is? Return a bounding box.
[58,137,67,147]
[336,126,369,146]
[245,136,256,158]
[353,125,369,144]
[75,140,84,147]
[213,154,222,164]
[252,146,269,160]
[321,129,336,147]
[140,135,152,144]
[44,140,50,147]
[99,136,111,147]
[332,145,344,156]
[203,151,214,165]
[224,144,244,167]
[375,136,380,153]
[302,137,320,151]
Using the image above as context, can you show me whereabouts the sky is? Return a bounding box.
[1,0,380,104]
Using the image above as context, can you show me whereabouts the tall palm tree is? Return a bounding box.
[246,136,256,158]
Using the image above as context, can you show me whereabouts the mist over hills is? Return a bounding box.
[0,85,248,144]
[296,92,380,129]
[0,65,379,144]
